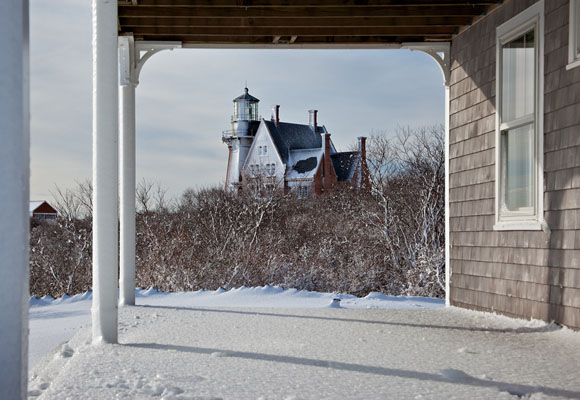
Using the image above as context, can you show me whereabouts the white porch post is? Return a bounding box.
[117,38,181,306]
[0,1,29,397]
[92,0,119,343]
[119,81,136,306]
[444,84,451,306]
[402,42,451,305]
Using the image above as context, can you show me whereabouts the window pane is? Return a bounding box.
[501,123,534,212]
[502,30,535,122]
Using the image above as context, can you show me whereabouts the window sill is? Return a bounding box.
[493,219,549,232]
[566,58,580,70]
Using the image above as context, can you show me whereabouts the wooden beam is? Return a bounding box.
[125,26,457,36]
[133,35,446,44]
[129,0,497,7]
[118,5,489,18]
[119,16,474,28]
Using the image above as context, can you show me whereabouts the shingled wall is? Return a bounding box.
[448,0,580,329]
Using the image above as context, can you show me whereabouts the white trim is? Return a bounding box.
[119,37,181,87]
[402,42,451,86]
[566,58,580,70]
[494,0,545,231]
[444,85,450,307]
[493,221,543,231]
[499,114,534,131]
[569,0,580,69]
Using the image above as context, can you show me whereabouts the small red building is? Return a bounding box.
[29,201,57,220]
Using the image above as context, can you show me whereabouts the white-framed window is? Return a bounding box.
[297,186,308,199]
[258,146,263,155]
[494,0,545,231]
[568,0,580,69]
[263,146,268,156]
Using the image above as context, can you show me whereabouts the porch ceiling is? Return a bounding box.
[117,0,500,47]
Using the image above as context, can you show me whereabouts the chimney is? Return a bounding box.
[323,132,336,192]
[358,136,370,191]
[309,109,318,132]
[358,136,366,160]
[271,105,280,126]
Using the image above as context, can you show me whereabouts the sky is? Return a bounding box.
[29,0,445,202]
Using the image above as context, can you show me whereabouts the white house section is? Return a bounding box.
[243,121,285,188]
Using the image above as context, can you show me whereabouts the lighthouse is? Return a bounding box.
[223,87,260,192]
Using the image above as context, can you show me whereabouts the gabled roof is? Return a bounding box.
[331,152,359,182]
[29,201,44,213]
[263,120,325,164]
[29,201,58,215]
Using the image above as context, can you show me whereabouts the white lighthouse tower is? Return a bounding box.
[223,87,260,192]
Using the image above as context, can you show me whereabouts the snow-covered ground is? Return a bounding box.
[28,286,443,367]
[29,287,580,399]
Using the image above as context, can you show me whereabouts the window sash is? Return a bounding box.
[500,123,535,216]
[498,25,538,221]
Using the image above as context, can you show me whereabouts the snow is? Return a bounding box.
[286,148,323,180]
[28,286,580,399]
[28,286,442,368]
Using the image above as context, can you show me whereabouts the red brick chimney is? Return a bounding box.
[358,136,370,191]
[323,133,337,192]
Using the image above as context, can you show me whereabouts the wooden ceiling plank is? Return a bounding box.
[118,5,489,19]
[143,35,448,44]
[124,26,457,36]
[119,16,473,28]
[128,0,497,7]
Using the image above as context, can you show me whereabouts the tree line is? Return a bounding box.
[30,125,445,299]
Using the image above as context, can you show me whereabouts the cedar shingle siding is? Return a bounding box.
[449,0,580,329]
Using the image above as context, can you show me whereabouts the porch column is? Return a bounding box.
[117,38,181,306]
[444,84,450,306]
[92,0,119,343]
[0,1,29,397]
[119,83,136,306]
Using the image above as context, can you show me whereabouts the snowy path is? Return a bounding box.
[29,288,580,399]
